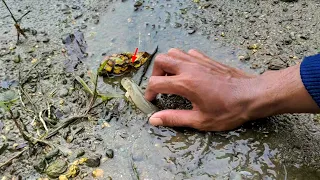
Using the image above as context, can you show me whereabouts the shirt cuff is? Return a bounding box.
[300,53,320,107]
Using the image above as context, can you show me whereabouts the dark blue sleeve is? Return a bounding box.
[300,53,320,107]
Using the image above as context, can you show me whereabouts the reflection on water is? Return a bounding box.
[83,0,317,179]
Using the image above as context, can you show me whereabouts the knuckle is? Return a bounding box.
[168,48,181,54]
[155,53,167,63]
[188,49,198,54]
[147,76,158,88]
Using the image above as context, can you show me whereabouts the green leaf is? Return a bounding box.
[75,76,94,95]
[0,90,18,111]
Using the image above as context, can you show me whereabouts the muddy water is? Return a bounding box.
[81,1,317,179]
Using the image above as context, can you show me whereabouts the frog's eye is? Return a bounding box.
[133,60,141,66]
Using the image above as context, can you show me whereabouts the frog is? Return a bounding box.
[121,77,158,115]
[98,46,158,76]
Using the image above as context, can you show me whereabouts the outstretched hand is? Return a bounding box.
[144,48,257,131]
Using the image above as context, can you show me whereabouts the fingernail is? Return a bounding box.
[149,117,163,126]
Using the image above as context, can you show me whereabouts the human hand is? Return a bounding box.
[144,48,320,131]
[144,48,257,131]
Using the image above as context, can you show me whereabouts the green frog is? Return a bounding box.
[98,46,158,76]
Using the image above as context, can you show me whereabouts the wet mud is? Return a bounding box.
[0,0,320,179]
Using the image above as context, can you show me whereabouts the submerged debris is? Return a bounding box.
[63,30,88,72]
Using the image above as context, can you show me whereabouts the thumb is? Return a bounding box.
[149,109,200,128]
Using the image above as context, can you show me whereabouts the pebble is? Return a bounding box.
[174,22,182,28]
[134,1,143,7]
[238,53,250,61]
[62,79,68,85]
[42,38,50,43]
[72,5,80,10]
[61,4,69,11]
[85,154,102,167]
[59,87,69,97]
[187,29,196,34]
[105,149,114,158]
[93,19,99,24]
[61,105,71,115]
[13,55,21,63]
[81,24,87,29]
[31,29,37,36]
[76,149,85,157]
[268,59,287,70]
[74,13,83,19]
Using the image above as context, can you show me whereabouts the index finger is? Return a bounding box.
[151,53,181,77]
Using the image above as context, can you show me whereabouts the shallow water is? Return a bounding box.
[80,1,319,179]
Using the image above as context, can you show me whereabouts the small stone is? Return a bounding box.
[238,53,250,61]
[74,13,83,19]
[174,22,182,28]
[61,4,69,11]
[31,29,37,36]
[80,24,87,29]
[247,44,260,50]
[105,149,114,158]
[134,1,143,7]
[92,169,104,178]
[268,59,287,70]
[93,19,99,24]
[42,38,50,43]
[59,87,69,97]
[61,106,71,115]
[13,55,21,63]
[300,33,310,40]
[187,29,196,34]
[62,79,68,85]
[45,148,60,160]
[76,149,85,158]
[72,5,80,10]
[254,31,261,37]
[34,158,46,173]
[86,154,101,167]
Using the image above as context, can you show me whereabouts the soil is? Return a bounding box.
[0,0,320,179]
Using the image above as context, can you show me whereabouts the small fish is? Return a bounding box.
[121,77,158,115]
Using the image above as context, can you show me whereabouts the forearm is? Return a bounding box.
[246,63,320,120]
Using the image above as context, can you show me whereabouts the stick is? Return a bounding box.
[0,148,28,168]
[39,111,48,132]
[1,0,18,23]
[138,46,158,86]
[17,10,31,22]
[85,72,99,115]
[45,115,88,139]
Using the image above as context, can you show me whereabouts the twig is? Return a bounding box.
[20,60,42,86]
[283,164,287,180]
[39,111,48,132]
[2,0,29,43]
[45,115,88,139]
[0,148,28,168]
[138,46,158,86]
[10,110,51,147]
[17,10,31,22]
[87,101,105,113]
[130,153,140,180]
[85,72,99,115]
[1,0,17,23]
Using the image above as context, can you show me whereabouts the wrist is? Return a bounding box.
[246,64,320,120]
